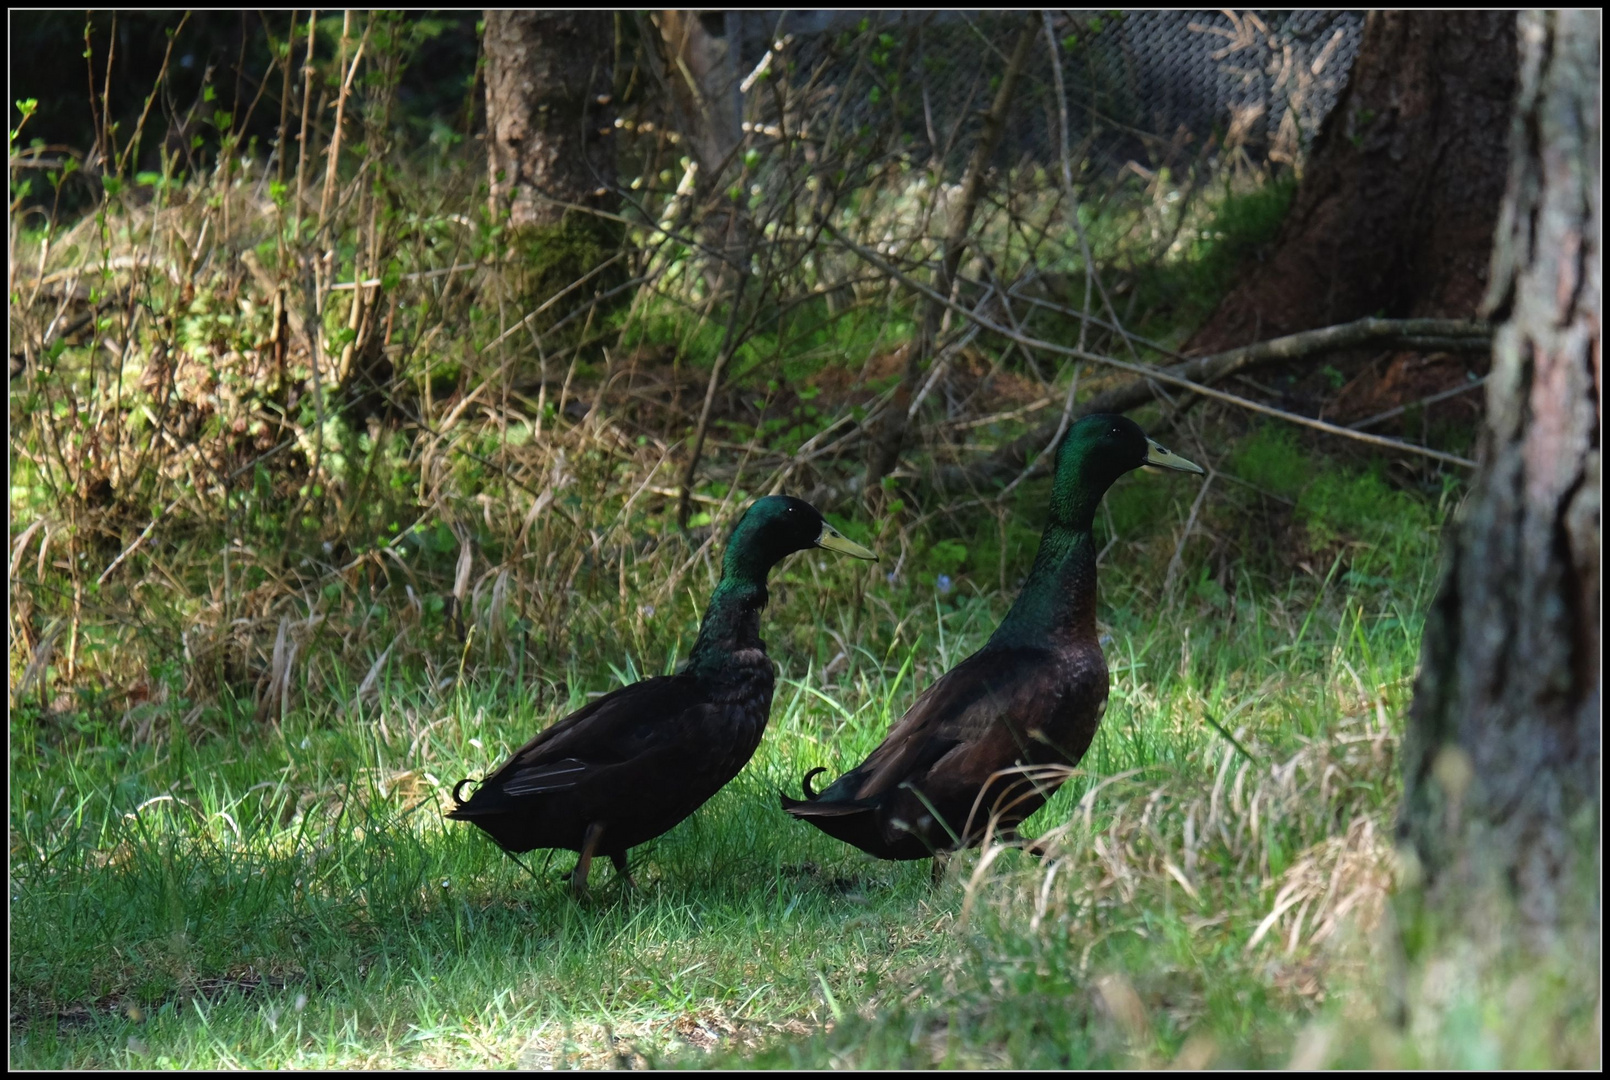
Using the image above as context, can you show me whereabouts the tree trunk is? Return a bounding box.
[1186,12,1516,353]
[649,10,753,298]
[483,11,617,230]
[1398,9,1599,944]
[652,10,744,190]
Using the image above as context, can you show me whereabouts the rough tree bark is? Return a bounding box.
[1186,11,1516,353]
[1398,10,1600,944]
[483,11,617,230]
[652,10,744,191]
[648,10,755,300]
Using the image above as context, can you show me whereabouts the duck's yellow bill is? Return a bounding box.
[1145,438,1206,475]
[815,523,878,560]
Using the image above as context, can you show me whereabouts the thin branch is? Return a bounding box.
[1043,13,1142,362]
[1164,468,1216,595]
[825,224,1480,473]
[866,16,1039,490]
[1349,377,1489,430]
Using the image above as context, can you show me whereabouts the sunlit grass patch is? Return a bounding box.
[10,70,1554,1065]
[12,425,1473,1068]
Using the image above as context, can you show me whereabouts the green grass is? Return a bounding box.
[16,424,1536,1069]
[11,111,1591,1067]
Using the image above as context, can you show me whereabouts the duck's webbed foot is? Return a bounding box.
[930,852,952,888]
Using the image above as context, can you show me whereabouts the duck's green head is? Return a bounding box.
[1050,414,1204,528]
[721,495,877,581]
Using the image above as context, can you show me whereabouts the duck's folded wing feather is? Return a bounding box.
[481,675,703,787]
[850,648,1054,799]
[500,758,591,795]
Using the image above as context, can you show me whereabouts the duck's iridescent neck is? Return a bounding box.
[987,523,1098,649]
[687,579,768,671]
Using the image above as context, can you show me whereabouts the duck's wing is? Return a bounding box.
[842,647,1054,802]
[473,674,706,798]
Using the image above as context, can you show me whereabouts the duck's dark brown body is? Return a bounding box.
[781,631,1107,860]
[782,415,1202,869]
[448,647,773,861]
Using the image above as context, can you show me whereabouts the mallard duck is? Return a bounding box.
[782,414,1202,878]
[450,495,876,895]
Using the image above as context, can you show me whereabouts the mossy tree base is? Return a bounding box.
[500,212,629,376]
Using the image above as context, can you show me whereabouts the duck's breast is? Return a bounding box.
[706,646,776,774]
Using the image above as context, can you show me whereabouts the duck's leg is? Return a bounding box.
[571,822,605,897]
[998,826,1046,859]
[930,853,951,888]
[610,851,637,890]
[993,822,1049,860]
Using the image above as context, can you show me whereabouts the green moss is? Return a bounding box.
[510,210,628,340]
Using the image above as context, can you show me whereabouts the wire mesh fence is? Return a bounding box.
[726,10,1362,178]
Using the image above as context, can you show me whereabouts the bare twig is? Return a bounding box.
[1348,376,1489,430]
[1043,13,1143,363]
[866,16,1039,491]
[1164,468,1216,595]
[827,226,1480,473]
[292,12,318,233]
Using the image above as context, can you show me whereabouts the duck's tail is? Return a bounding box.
[780,770,956,862]
[446,777,479,817]
[780,785,898,859]
[777,766,861,816]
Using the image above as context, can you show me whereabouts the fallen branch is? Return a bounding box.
[825,220,1486,482]
[1348,376,1489,430]
[945,316,1491,488]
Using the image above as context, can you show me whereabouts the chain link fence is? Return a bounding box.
[728,10,1362,178]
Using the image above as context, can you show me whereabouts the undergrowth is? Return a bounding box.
[12,435,1468,1068]
[12,13,1589,1069]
